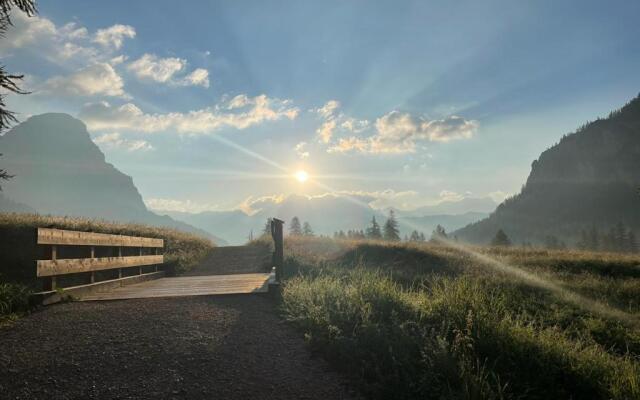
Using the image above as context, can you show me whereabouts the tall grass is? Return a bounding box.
[281,238,640,399]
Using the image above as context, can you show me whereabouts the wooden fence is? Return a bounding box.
[37,228,164,291]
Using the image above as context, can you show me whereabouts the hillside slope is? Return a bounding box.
[456,94,640,245]
[0,113,224,243]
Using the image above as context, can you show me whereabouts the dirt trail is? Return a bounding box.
[0,247,357,399]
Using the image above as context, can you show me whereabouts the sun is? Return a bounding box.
[295,170,309,183]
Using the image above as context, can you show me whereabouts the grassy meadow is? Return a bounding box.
[0,213,214,321]
[279,236,640,399]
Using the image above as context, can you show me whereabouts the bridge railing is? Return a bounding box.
[37,228,164,291]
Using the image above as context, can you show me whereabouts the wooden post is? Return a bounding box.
[139,247,143,275]
[49,245,58,290]
[118,246,123,278]
[270,218,284,282]
[90,246,95,283]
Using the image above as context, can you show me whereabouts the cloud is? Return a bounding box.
[127,54,185,82]
[438,190,465,202]
[183,68,210,88]
[42,63,127,97]
[127,54,210,87]
[236,190,419,215]
[328,112,478,154]
[93,24,136,49]
[341,118,369,133]
[0,11,56,49]
[312,100,341,143]
[294,142,309,158]
[237,194,286,215]
[79,94,299,134]
[488,190,510,203]
[145,198,219,214]
[317,119,337,144]
[93,132,154,152]
[0,12,133,69]
[312,100,340,119]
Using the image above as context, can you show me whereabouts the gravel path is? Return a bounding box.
[0,246,356,399]
[0,295,357,399]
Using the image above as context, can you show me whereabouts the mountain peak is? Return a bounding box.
[456,94,640,245]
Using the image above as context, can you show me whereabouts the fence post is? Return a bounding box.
[49,245,58,290]
[270,218,284,282]
[90,246,95,283]
[118,246,123,278]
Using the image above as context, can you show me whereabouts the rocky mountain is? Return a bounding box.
[455,94,640,245]
[0,113,225,244]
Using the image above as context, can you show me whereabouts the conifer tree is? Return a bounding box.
[0,1,37,190]
[491,229,511,247]
[262,218,272,235]
[302,222,314,236]
[383,210,400,241]
[289,216,302,236]
[366,216,382,239]
[430,225,448,242]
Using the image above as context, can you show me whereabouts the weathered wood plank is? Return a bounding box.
[80,272,275,300]
[36,255,164,277]
[37,228,163,248]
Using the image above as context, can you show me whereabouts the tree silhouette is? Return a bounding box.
[383,210,400,241]
[302,221,314,236]
[0,1,37,190]
[366,215,382,239]
[430,225,447,242]
[0,154,12,191]
[490,229,511,247]
[262,218,272,235]
[289,216,302,236]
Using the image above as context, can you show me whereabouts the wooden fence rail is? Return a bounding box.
[37,228,164,291]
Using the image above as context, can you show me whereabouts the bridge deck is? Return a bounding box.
[80,272,275,301]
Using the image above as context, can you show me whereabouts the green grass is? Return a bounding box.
[280,237,640,399]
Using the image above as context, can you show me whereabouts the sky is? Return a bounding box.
[2,0,639,214]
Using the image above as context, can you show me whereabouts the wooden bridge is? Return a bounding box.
[33,219,284,304]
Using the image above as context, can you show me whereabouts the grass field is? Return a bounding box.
[279,236,640,399]
[0,213,214,321]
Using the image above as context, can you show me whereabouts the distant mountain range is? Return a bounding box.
[455,94,640,245]
[165,195,492,245]
[0,113,226,244]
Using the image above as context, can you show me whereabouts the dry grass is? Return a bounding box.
[280,237,640,399]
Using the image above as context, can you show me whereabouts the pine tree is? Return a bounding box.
[289,216,302,236]
[366,216,382,239]
[0,1,37,190]
[383,210,400,241]
[409,230,420,241]
[262,218,272,235]
[491,229,511,247]
[430,225,447,242]
[302,222,314,236]
[419,232,426,241]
